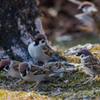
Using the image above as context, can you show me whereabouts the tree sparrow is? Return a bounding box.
[69,0,100,35]
[43,61,75,78]
[18,62,50,89]
[18,62,75,88]
[0,59,22,86]
[76,49,100,84]
[28,34,60,64]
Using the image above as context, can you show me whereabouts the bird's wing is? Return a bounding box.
[91,12,100,35]
[84,56,99,65]
[84,56,100,71]
[75,13,96,32]
[91,64,100,71]
[43,43,60,57]
[13,61,21,71]
[30,64,50,75]
[43,61,75,72]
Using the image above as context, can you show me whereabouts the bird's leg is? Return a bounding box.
[28,81,40,89]
[28,82,36,89]
[33,81,40,89]
[54,73,63,82]
[10,79,23,87]
[82,75,96,84]
[19,80,26,85]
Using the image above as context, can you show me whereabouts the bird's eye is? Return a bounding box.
[41,40,45,43]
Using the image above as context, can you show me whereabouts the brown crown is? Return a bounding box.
[34,34,47,40]
[18,62,29,73]
[78,49,93,56]
[79,1,94,9]
[0,59,11,68]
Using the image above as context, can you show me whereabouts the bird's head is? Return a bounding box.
[76,49,93,58]
[18,62,31,77]
[34,34,47,47]
[78,1,97,13]
[0,59,11,71]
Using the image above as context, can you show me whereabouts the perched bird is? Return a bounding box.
[28,34,60,64]
[69,0,100,35]
[0,59,22,86]
[76,49,100,84]
[18,62,75,88]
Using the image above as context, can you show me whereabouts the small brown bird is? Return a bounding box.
[18,61,75,89]
[43,61,75,78]
[69,0,100,35]
[28,34,59,64]
[18,62,51,89]
[76,49,100,84]
[0,59,22,86]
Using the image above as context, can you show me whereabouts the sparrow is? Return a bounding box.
[18,62,75,88]
[28,33,60,64]
[43,61,75,79]
[76,49,100,84]
[18,62,51,89]
[69,0,100,35]
[0,59,23,86]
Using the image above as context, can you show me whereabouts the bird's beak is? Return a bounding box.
[34,38,37,41]
[21,72,26,77]
[76,53,80,56]
[78,6,81,10]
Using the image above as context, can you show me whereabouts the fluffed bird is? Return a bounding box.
[69,0,100,35]
[76,49,100,84]
[28,34,60,64]
[0,59,23,86]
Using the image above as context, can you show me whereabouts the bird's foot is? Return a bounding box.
[27,82,36,89]
[28,82,39,90]
[19,80,25,85]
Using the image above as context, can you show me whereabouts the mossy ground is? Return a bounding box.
[0,44,100,99]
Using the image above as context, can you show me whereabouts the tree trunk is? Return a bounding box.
[0,0,45,63]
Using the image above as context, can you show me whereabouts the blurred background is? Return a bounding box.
[37,0,100,49]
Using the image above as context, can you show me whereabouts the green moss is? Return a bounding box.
[0,72,5,78]
[67,56,81,63]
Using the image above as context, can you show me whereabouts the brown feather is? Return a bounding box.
[84,55,100,71]
[78,49,93,56]
[0,59,11,68]
[35,34,47,40]
[18,62,29,73]
[12,61,21,71]
[79,1,94,10]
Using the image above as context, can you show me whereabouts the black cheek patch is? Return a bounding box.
[34,40,39,46]
[0,67,4,71]
[4,65,9,70]
[22,72,26,77]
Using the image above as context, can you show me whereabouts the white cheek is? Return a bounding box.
[20,73,23,78]
[82,8,87,13]
[39,41,45,47]
[26,70,29,74]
